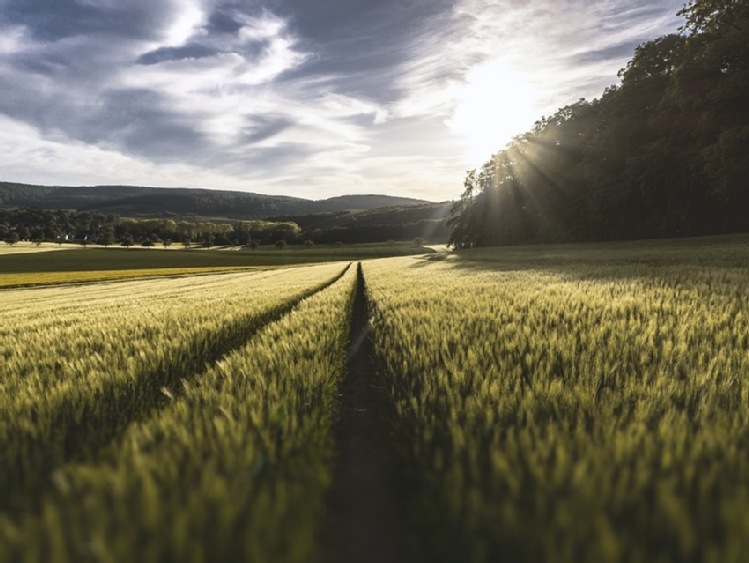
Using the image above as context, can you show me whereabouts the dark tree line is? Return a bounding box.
[306,219,448,245]
[0,209,117,243]
[449,0,749,248]
[269,203,451,244]
[0,208,301,247]
[2,204,449,247]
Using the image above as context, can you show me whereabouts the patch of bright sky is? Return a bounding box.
[447,60,543,166]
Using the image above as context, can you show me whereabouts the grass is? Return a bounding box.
[0,265,357,562]
[0,242,75,255]
[2,234,747,561]
[0,243,433,287]
[0,242,433,271]
[0,264,348,515]
[0,267,262,288]
[364,235,749,562]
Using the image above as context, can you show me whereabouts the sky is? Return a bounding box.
[0,0,684,201]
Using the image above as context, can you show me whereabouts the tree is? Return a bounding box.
[678,0,749,36]
[275,239,287,249]
[446,0,749,246]
[100,230,116,247]
[46,226,61,242]
[701,125,749,230]
[4,232,19,246]
[121,234,135,249]
[270,222,301,243]
[304,239,314,248]
[447,170,479,249]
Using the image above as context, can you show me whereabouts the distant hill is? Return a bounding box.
[267,201,453,244]
[0,182,436,219]
[315,194,431,212]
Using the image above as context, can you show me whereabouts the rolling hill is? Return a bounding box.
[0,182,436,218]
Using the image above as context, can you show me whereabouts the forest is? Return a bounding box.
[448,0,749,248]
[0,204,449,247]
[0,208,300,247]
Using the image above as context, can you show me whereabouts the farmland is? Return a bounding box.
[365,235,749,562]
[1,235,748,562]
[0,242,431,288]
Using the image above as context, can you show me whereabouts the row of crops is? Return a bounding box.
[2,238,748,562]
[1,264,354,561]
[365,242,749,563]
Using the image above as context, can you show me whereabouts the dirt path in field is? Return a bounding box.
[323,263,407,563]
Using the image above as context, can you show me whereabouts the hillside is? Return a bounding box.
[0,182,435,218]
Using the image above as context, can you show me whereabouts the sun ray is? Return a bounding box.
[448,59,544,166]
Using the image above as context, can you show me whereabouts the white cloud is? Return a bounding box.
[0,115,188,187]
[0,0,686,201]
[162,0,206,45]
[0,23,25,54]
[392,0,684,165]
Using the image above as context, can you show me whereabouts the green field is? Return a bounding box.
[1,235,748,562]
[0,242,432,287]
[366,234,749,562]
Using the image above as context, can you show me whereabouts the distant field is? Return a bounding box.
[0,242,432,287]
[450,233,749,270]
[0,241,75,254]
[0,266,264,288]
[1,235,747,562]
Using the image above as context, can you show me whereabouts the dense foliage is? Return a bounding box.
[268,203,451,244]
[0,208,302,246]
[449,0,749,247]
[0,204,448,247]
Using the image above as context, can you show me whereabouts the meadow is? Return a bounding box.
[0,242,430,288]
[365,235,749,562]
[0,235,747,562]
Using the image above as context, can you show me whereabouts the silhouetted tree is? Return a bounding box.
[121,234,135,249]
[99,230,115,247]
[448,0,749,246]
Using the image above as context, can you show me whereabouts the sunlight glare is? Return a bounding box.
[163,0,204,46]
[448,60,542,166]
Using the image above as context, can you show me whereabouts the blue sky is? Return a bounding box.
[0,0,683,200]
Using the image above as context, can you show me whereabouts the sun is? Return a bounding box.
[447,59,543,166]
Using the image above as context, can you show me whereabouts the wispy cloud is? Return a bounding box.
[0,0,685,200]
[392,0,684,164]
